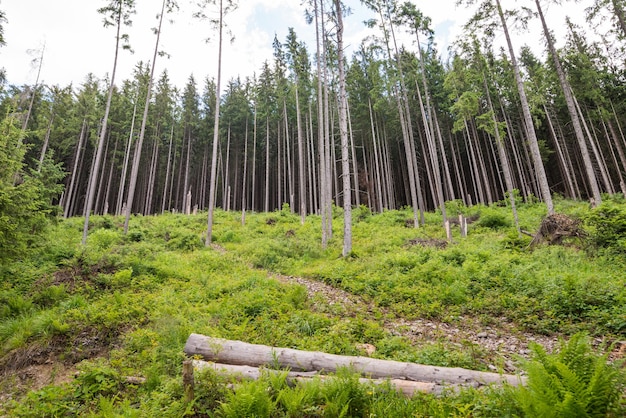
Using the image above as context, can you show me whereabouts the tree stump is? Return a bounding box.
[530,213,584,247]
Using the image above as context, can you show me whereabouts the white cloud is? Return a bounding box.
[0,0,600,92]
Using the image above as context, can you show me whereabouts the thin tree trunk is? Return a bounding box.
[206,0,224,244]
[496,0,553,213]
[347,100,360,208]
[37,108,54,172]
[535,0,601,205]
[241,116,248,225]
[251,105,257,212]
[64,119,87,219]
[124,0,167,233]
[83,3,123,244]
[264,117,270,212]
[483,71,520,233]
[162,124,174,213]
[103,135,119,215]
[335,0,352,256]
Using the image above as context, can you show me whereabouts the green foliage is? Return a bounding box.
[476,212,511,230]
[585,200,626,256]
[74,359,123,402]
[1,202,625,417]
[515,333,625,417]
[0,118,65,262]
[220,375,278,417]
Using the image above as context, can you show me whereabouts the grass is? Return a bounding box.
[0,197,624,416]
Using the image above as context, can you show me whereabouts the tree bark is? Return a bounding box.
[496,0,553,214]
[535,0,601,205]
[124,0,167,233]
[335,0,352,256]
[206,0,225,244]
[193,360,451,396]
[184,334,524,387]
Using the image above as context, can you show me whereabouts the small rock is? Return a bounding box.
[477,332,488,338]
[488,364,497,371]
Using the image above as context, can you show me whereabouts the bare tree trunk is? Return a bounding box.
[347,100,360,208]
[64,120,87,218]
[37,108,54,172]
[496,0,553,213]
[335,0,352,256]
[95,133,111,215]
[206,0,224,244]
[369,100,384,213]
[543,105,577,199]
[124,0,167,233]
[103,135,119,215]
[283,101,294,212]
[241,117,248,225]
[314,0,331,247]
[295,85,307,223]
[483,72,520,233]
[535,0,601,205]
[251,105,257,212]
[184,334,524,387]
[20,44,45,134]
[83,3,123,244]
[161,124,174,213]
[264,118,270,212]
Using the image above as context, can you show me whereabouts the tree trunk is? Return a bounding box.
[496,0,553,214]
[206,0,224,245]
[64,120,87,218]
[535,0,601,205]
[124,0,167,233]
[335,0,352,256]
[183,334,524,387]
[37,109,54,172]
[83,2,124,244]
[193,360,451,396]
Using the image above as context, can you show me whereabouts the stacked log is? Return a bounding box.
[183,334,525,397]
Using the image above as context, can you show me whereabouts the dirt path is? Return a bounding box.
[270,273,562,372]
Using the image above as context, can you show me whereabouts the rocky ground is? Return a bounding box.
[272,273,572,374]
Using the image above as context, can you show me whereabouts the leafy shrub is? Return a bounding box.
[0,290,33,319]
[514,333,625,417]
[585,201,626,255]
[88,228,121,250]
[32,284,68,308]
[477,212,511,229]
[220,377,278,417]
[74,359,123,402]
[166,231,203,251]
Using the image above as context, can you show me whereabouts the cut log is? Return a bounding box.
[184,334,525,387]
[193,360,451,396]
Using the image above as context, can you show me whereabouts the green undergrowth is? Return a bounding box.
[1,197,625,416]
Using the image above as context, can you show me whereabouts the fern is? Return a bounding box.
[515,333,625,417]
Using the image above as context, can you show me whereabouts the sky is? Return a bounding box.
[0,0,595,92]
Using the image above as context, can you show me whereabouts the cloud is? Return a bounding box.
[0,0,599,91]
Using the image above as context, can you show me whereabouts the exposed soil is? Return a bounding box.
[271,273,572,373]
[0,328,120,408]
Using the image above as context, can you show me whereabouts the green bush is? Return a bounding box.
[585,201,626,255]
[514,333,625,417]
[477,212,511,229]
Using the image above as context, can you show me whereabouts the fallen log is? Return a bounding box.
[193,360,451,396]
[184,334,525,387]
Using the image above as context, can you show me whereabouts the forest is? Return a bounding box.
[1,0,626,416]
[1,0,626,243]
